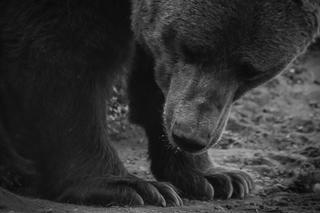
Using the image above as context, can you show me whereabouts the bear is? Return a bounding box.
[129,0,320,201]
[0,0,319,208]
[0,0,181,207]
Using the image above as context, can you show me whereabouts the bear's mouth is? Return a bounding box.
[172,133,207,153]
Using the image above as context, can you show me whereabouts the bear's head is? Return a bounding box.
[133,0,320,153]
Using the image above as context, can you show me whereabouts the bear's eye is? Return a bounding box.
[180,43,210,64]
[237,62,261,81]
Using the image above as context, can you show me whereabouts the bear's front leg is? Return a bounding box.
[128,44,254,200]
[148,132,254,200]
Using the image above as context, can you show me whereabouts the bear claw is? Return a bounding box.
[58,177,183,207]
[205,169,254,199]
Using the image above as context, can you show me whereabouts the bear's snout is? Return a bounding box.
[163,68,237,154]
[165,94,234,154]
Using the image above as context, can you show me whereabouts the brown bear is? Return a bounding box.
[0,0,319,207]
[129,0,319,201]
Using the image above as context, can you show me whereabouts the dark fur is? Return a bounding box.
[130,0,320,200]
[0,0,319,207]
[0,0,183,207]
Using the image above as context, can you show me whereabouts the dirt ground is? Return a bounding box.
[1,51,320,213]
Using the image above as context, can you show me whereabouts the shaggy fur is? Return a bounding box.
[0,0,182,207]
[130,0,320,200]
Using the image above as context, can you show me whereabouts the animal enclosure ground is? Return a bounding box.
[1,52,320,213]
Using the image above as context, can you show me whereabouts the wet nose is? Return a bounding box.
[171,122,209,153]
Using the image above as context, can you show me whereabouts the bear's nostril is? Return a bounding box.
[171,131,207,153]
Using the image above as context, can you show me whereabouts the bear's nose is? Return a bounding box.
[171,122,208,153]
